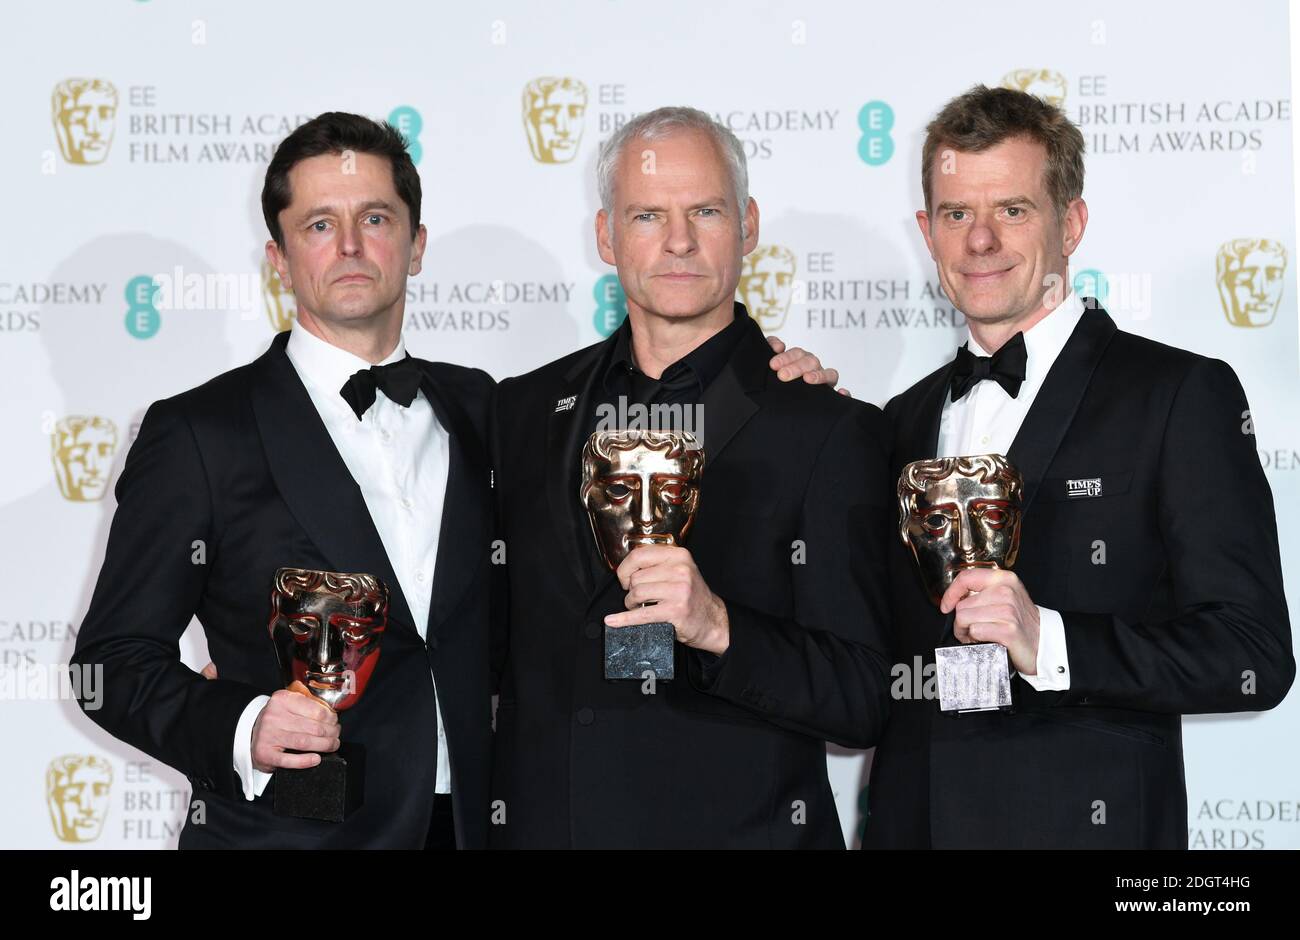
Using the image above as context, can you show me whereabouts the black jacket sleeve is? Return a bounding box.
[1060,358,1294,713]
[70,398,265,800]
[687,402,894,748]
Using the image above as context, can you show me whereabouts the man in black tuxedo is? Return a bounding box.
[70,113,497,848]
[864,86,1294,849]
[489,107,894,848]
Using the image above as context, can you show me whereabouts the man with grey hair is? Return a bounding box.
[595,106,751,233]
[489,107,894,848]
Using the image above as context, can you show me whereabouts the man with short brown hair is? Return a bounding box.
[864,85,1293,849]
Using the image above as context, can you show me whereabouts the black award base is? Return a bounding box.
[272,742,365,822]
[605,621,675,680]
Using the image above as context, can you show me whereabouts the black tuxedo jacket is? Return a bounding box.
[71,330,496,849]
[489,317,893,848]
[864,306,1294,849]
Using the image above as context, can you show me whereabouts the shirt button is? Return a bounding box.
[576,707,595,726]
[980,434,991,446]
[401,496,412,509]
[416,571,426,582]
[585,621,600,640]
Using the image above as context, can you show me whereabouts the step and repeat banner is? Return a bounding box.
[1,1,1295,849]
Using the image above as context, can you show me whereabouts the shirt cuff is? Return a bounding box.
[233,694,273,801]
[1018,607,1071,691]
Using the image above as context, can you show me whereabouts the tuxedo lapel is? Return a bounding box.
[547,343,608,602]
[248,332,418,634]
[1007,308,1118,514]
[901,360,956,465]
[696,323,765,463]
[420,366,491,645]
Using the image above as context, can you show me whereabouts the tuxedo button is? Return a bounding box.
[576,707,595,726]
[584,621,600,640]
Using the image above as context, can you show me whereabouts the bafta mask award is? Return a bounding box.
[898,454,1024,714]
[267,567,388,821]
[581,429,704,681]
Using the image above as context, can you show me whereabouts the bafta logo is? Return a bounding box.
[1001,69,1067,107]
[52,79,118,165]
[47,755,113,843]
[262,260,297,332]
[52,416,118,502]
[738,245,797,332]
[523,77,587,164]
[1217,238,1287,328]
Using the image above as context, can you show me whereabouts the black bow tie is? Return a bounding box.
[949,331,1028,402]
[339,355,422,420]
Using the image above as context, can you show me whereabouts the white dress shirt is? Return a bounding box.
[232,324,452,799]
[935,291,1085,692]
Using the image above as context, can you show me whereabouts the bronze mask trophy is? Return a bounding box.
[581,429,704,680]
[898,454,1024,713]
[267,567,388,821]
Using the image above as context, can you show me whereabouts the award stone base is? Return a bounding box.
[605,621,675,680]
[272,742,365,822]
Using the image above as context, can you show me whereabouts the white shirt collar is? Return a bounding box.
[966,290,1085,387]
[285,324,408,399]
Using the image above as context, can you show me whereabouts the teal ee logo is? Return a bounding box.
[125,276,160,339]
[1073,268,1110,308]
[389,106,423,165]
[593,275,627,337]
[857,101,894,166]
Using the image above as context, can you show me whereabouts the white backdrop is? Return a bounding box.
[1,0,1296,849]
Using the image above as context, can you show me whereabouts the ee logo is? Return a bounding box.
[593,275,627,337]
[389,106,423,165]
[857,101,894,166]
[125,275,160,339]
[1073,268,1110,307]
